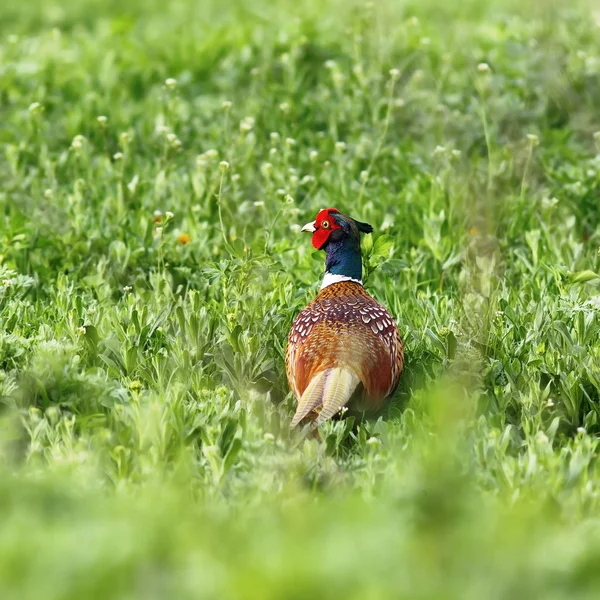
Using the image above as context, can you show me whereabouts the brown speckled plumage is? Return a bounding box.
[286,280,404,426]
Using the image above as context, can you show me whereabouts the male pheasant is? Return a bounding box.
[286,208,404,427]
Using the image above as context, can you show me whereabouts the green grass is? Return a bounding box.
[1,0,600,597]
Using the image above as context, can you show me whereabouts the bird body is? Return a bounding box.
[286,208,403,427]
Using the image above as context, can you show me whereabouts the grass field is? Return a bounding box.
[2,0,600,597]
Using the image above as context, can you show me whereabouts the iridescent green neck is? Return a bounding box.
[324,236,362,281]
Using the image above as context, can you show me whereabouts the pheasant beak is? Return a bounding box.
[301,221,316,233]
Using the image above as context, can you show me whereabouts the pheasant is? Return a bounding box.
[286,208,404,427]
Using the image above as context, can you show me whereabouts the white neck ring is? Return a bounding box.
[320,273,363,290]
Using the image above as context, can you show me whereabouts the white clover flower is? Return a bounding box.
[113,152,123,161]
[119,131,133,146]
[526,133,540,145]
[97,115,107,125]
[71,135,85,150]
[221,100,232,110]
[477,62,491,73]
[366,437,380,446]
[285,137,296,147]
[335,141,346,152]
[165,77,177,89]
[253,201,265,207]
[270,132,280,143]
[44,189,53,199]
[432,145,446,156]
[284,194,294,204]
[360,170,369,182]
[28,102,42,113]
[381,217,393,231]
[219,160,230,171]
[123,286,132,293]
[263,432,275,442]
[204,149,218,160]
[165,211,174,219]
[541,197,558,209]
[324,59,337,70]
[389,68,400,79]
[352,64,364,77]
[577,427,586,435]
[545,399,555,407]
[166,133,182,149]
[269,147,278,156]
[309,150,318,162]
[279,102,290,113]
[240,116,255,133]
[451,149,462,158]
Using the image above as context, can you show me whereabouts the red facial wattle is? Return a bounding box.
[311,208,341,250]
[312,228,331,250]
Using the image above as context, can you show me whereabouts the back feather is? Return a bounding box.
[290,368,360,427]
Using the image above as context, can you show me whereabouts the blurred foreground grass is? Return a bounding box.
[1,0,600,597]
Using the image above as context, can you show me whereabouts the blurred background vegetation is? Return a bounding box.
[1,0,600,598]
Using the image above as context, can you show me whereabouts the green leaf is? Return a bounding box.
[569,270,598,283]
[371,234,394,261]
[125,345,139,374]
[223,438,242,474]
[84,325,99,348]
[231,238,246,258]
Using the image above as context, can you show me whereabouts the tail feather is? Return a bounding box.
[290,368,360,428]
[290,371,327,427]
[317,369,360,424]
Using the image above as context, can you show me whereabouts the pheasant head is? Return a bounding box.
[301,208,373,287]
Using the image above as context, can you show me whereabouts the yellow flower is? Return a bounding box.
[177,232,191,245]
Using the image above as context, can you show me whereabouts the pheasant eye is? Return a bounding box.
[321,220,330,229]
